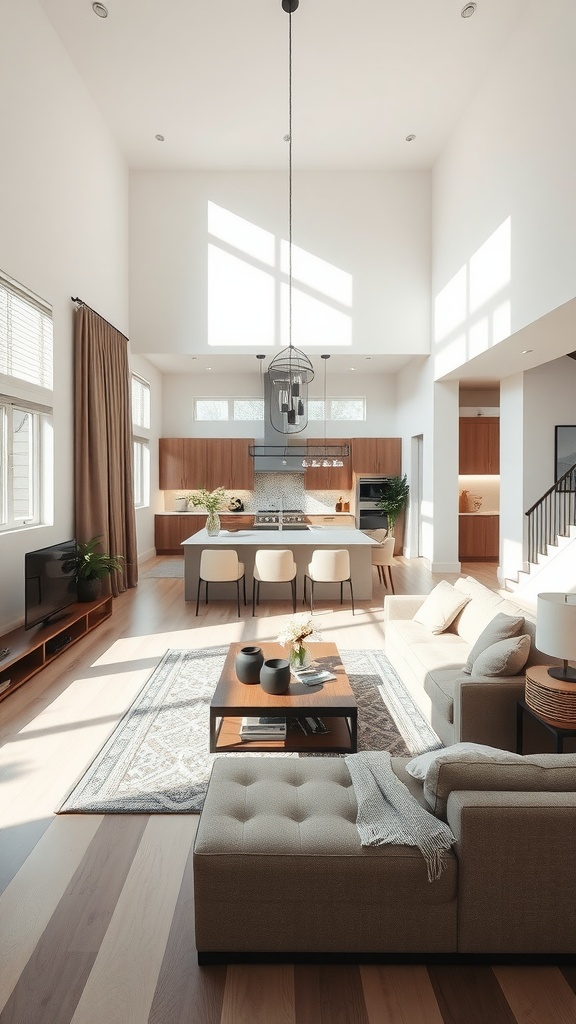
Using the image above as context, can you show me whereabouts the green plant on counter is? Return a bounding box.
[377,475,409,535]
[186,487,227,514]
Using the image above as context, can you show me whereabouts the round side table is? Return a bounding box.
[525,664,576,725]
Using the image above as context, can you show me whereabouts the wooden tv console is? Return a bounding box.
[0,596,112,703]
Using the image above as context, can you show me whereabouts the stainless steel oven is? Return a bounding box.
[358,508,388,531]
[358,477,388,503]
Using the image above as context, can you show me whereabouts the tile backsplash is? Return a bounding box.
[164,474,353,513]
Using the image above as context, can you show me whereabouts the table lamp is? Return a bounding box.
[536,592,576,683]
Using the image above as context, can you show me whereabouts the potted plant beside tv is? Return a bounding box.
[65,536,124,602]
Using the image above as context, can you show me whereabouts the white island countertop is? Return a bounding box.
[182,528,378,602]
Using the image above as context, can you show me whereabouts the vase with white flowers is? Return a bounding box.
[277,613,322,671]
[187,487,227,536]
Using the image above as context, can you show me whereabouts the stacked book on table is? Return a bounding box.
[240,716,287,741]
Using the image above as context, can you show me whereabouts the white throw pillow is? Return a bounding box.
[413,581,470,635]
[405,742,505,782]
[463,612,525,674]
[471,634,531,677]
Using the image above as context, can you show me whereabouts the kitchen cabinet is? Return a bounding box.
[351,438,401,477]
[159,438,254,492]
[155,514,207,554]
[304,439,352,491]
[458,515,499,561]
[459,418,499,475]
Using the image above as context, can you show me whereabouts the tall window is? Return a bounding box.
[0,271,53,532]
[132,373,150,508]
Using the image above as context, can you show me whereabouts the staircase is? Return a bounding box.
[505,463,576,598]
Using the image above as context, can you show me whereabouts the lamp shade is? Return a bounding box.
[536,592,576,681]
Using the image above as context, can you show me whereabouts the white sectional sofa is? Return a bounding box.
[384,576,547,751]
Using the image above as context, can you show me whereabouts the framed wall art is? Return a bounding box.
[555,425,576,482]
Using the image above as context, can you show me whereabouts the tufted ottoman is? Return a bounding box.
[193,757,458,962]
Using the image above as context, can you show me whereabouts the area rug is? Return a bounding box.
[57,647,441,815]
[141,559,184,578]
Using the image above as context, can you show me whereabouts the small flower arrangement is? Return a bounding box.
[277,614,322,668]
[186,487,227,513]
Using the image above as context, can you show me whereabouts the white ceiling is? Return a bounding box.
[40,0,529,171]
[40,0,532,383]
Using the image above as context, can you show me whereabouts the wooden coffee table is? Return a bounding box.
[209,641,358,754]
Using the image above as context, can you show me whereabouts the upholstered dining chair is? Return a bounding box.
[368,527,388,545]
[196,549,246,617]
[303,549,354,615]
[371,535,396,593]
[252,548,297,615]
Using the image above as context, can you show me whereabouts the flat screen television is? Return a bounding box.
[25,540,78,630]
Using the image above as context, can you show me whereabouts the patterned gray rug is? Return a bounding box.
[57,647,441,815]
[141,559,184,578]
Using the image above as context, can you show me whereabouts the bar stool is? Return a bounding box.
[303,549,354,615]
[371,536,396,593]
[252,549,297,615]
[196,549,246,617]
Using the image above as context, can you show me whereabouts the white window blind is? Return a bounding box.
[0,272,53,390]
[131,374,151,430]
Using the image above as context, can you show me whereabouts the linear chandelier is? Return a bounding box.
[249,443,350,465]
[268,0,314,435]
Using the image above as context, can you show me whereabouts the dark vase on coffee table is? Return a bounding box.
[260,658,291,695]
[235,646,264,684]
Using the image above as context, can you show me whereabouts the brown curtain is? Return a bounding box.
[74,304,138,595]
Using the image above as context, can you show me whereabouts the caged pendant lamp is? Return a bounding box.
[268,0,314,435]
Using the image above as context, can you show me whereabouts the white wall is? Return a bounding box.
[161,370,397,438]
[0,3,129,631]
[432,0,576,378]
[129,170,431,360]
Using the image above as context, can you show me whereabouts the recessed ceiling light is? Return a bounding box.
[155,134,165,142]
[521,349,533,355]
[92,2,108,18]
[365,357,372,361]
[405,134,416,142]
[350,367,356,371]
[461,3,477,18]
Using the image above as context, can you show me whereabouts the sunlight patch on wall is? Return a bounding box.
[281,283,352,348]
[280,240,353,307]
[208,202,275,266]
[208,245,275,347]
[207,201,353,348]
[434,217,512,377]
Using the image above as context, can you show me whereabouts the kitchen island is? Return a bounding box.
[182,528,378,603]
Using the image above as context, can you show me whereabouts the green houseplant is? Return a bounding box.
[377,474,409,536]
[64,536,124,602]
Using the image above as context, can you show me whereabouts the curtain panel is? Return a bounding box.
[74,305,138,595]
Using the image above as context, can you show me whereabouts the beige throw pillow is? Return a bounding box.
[405,742,503,782]
[471,634,531,677]
[463,612,525,673]
[413,581,470,635]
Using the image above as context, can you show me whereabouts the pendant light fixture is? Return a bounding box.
[267,0,314,435]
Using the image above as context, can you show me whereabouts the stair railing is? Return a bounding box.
[525,463,576,565]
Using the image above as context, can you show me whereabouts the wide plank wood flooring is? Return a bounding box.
[0,557,574,1024]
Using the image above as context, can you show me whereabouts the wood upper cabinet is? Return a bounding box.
[159,438,254,492]
[459,418,500,474]
[350,438,402,477]
[304,439,352,491]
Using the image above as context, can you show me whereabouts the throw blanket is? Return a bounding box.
[345,751,456,881]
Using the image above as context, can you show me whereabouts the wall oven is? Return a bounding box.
[358,477,388,503]
[358,508,388,531]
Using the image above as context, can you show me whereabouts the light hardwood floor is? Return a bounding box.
[1,557,575,1024]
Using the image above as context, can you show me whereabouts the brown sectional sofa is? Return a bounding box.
[194,754,576,962]
[194,576,576,962]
